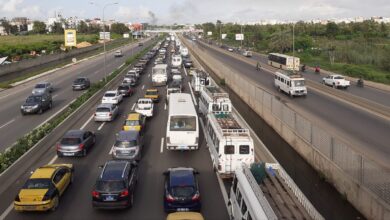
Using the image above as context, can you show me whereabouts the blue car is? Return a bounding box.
[163,167,201,213]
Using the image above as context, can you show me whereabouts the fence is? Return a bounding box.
[186,40,390,219]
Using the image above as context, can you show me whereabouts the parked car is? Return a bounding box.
[32,82,53,95]
[322,74,350,89]
[21,93,52,115]
[117,85,134,97]
[92,160,138,209]
[94,103,119,122]
[72,77,90,90]
[56,130,96,157]
[166,212,205,220]
[102,90,123,104]
[135,98,154,117]
[14,164,74,212]
[112,130,143,161]
[123,113,146,132]
[144,89,159,102]
[114,50,123,57]
[163,167,201,213]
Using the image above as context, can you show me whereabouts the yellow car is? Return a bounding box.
[144,89,160,102]
[14,164,74,212]
[166,212,204,220]
[123,113,146,132]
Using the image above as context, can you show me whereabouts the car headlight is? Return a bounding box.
[21,106,25,109]
[33,104,39,108]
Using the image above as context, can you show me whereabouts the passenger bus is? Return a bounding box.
[166,93,199,150]
[198,85,232,116]
[274,71,307,97]
[268,53,300,71]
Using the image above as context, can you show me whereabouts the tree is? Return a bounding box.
[0,19,12,34]
[110,23,129,35]
[32,21,46,34]
[51,22,64,34]
[325,22,339,38]
[77,20,89,33]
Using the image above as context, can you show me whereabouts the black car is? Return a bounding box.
[163,167,201,213]
[92,160,138,209]
[56,130,96,157]
[72,77,90,90]
[117,85,134,97]
[183,59,193,68]
[21,93,52,115]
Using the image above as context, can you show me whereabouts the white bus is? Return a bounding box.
[166,93,199,150]
[206,112,254,178]
[274,71,307,97]
[198,85,232,116]
[171,55,182,68]
[268,53,300,71]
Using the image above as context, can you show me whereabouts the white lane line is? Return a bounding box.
[160,137,164,153]
[148,74,150,78]
[188,82,198,106]
[80,114,94,130]
[52,94,59,99]
[97,122,106,131]
[183,65,188,76]
[48,155,58,165]
[118,63,125,69]
[164,103,167,110]
[0,119,15,129]
[131,103,136,111]
[109,145,114,155]
[0,203,13,220]
[142,85,145,90]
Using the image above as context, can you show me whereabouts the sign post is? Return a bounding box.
[64,29,77,48]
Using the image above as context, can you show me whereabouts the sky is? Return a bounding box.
[0,0,389,24]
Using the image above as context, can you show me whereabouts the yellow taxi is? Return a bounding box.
[123,112,146,132]
[144,88,160,102]
[14,164,74,212]
[166,212,205,220]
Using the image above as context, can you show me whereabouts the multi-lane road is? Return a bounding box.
[189,39,390,167]
[0,39,228,220]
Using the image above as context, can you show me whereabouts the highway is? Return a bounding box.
[0,40,228,219]
[188,39,390,167]
[0,37,153,151]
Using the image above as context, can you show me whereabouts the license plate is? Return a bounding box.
[23,206,37,210]
[104,196,115,201]
[177,208,189,211]
[177,145,188,150]
[63,152,74,156]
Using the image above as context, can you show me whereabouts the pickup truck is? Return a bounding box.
[242,51,253,57]
[322,74,350,89]
[135,98,154,117]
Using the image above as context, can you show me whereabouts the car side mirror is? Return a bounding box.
[194,170,200,175]
[98,165,104,169]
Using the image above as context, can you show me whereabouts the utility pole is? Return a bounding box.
[292,23,295,73]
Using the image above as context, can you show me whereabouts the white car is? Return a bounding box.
[102,90,123,104]
[322,74,350,89]
[135,98,154,117]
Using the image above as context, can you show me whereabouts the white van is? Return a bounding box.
[171,55,182,68]
[274,71,307,97]
[180,47,189,57]
[166,93,199,150]
[191,70,211,93]
[198,86,232,116]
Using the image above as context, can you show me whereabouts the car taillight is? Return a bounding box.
[166,194,175,202]
[109,113,112,117]
[192,193,200,201]
[120,189,129,197]
[56,143,60,150]
[79,143,85,149]
[92,190,100,198]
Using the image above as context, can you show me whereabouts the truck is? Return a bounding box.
[322,74,350,89]
[152,64,168,86]
[135,98,154,117]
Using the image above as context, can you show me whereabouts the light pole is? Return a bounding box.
[292,22,296,73]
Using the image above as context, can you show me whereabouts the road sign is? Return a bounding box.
[235,34,244,41]
[123,33,130,38]
[64,29,77,47]
[207,31,212,36]
[99,32,111,40]
[221,34,227,39]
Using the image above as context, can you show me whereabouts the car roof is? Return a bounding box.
[105,90,117,94]
[169,168,195,187]
[64,130,84,138]
[127,113,141,120]
[146,88,157,92]
[167,212,204,220]
[97,103,114,108]
[138,98,153,102]
[101,160,129,181]
[31,166,57,179]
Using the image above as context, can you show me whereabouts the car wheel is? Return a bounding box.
[51,195,59,211]
[333,83,336,89]
[277,86,281,92]
[57,152,63,158]
[38,108,43,114]
[82,148,87,157]
[129,194,134,208]
[49,102,52,109]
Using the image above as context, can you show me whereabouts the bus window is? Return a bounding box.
[247,213,253,220]
[287,81,291,86]
[222,104,229,111]
[241,200,248,215]
[225,145,235,154]
[239,145,250,154]
[212,104,220,111]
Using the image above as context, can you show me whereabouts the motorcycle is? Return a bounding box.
[301,65,306,72]
[357,78,364,87]
[315,66,320,73]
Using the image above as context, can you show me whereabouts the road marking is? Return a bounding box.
[0,119,15,129]
[80,114,94,130]
[131,103,136,111]
[142,85,145,90]
[183,65,188,76]
[0,203,13,220]
[188,82,198,106]
[164,103,167,110]
[160,137,164,153]
[97,122,106,131]
[109,145,114,155]
[148,74,150,78]
[118,63,125,69]
[48,155,58,165]
[52,94,59,99]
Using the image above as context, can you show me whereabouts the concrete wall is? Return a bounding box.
[183,38,390,220]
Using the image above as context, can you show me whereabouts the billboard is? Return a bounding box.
[235,34,244,41]
[99,32,111,40]
[64,29,77,47]
[221,34,227,39]
[207,31,212,36]
[123,33,130,38]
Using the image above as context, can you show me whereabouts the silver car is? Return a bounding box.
[94,103,118,122]
[32,82,53,95]
[112,130,143,161]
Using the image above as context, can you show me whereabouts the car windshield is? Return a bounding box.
[35,84,46,89]
[334,76,344,80]
[146,91,157,96]
[118,86,129,90]
[61,137,81,145]
[26,96,41,103]
[104,93,116,97]
[96,107,110,112]
[115,140,137,148]
[293,80,305,87]
[23,178,51,189]
[96,180,125,191]
[170,116,197,131]
[125,120,139,126]
[74,78,85,83]
[171,186,194,198]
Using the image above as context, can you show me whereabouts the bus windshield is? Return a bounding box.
[170,116,196,131]
[293,80,305,87]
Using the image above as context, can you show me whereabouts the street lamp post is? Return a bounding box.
[292,23,296,73]
[102,2,118,82]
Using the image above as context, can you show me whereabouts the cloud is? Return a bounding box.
[0,0,23,12]
[115,6,158,24]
